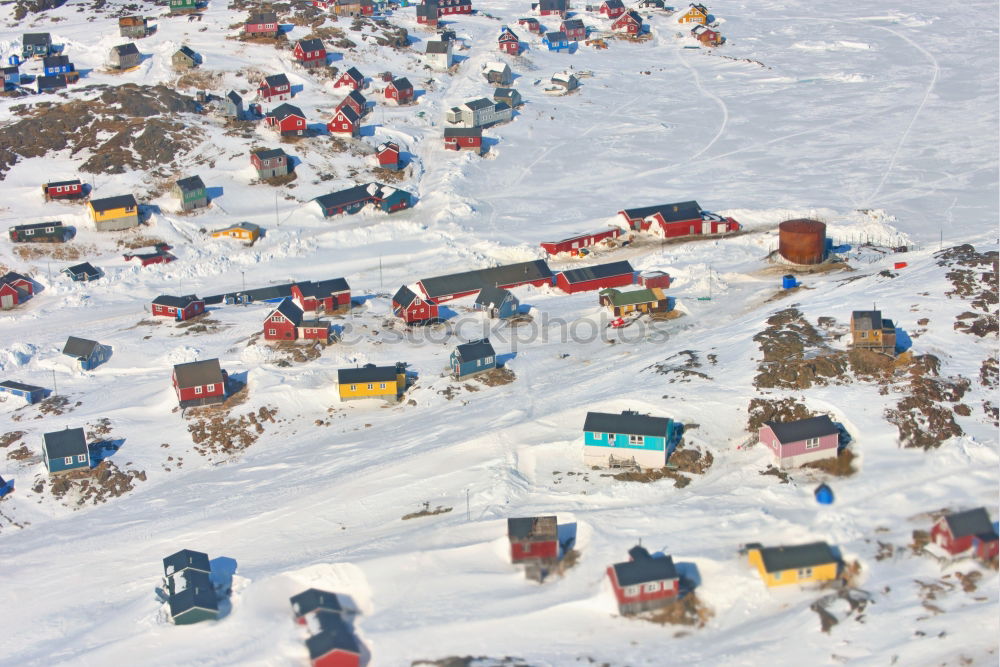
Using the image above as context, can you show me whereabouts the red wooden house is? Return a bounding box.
[42,179,84,200]
[152,294,205,321]
[265,103,307,136]
[508,516,558,563]
[258,73,291,102]
[540,228,622,255]
[931,508,999,561]
[327,106,360,137]
[638,270,671,289]
[599,0,625,18]
[172,358,227,407]
[124,244,177,266]
[556,260,634,293]
[334,66,364,90]
[619,201,702,234]
[443,127,482,152]
[293,38,327,68]
[384,77,413,104]
[375,141,400,171]
[416,1,439,26]
[606,545,680,615]
[498,26,520,55]
[534,0,567,18]
[436,0,471,16]
[291,278,351,312]
[517,16,541,32]
[306,612,361,667]
[560,18,586,41]
[337,89,367,116]
[692,24,723,46]
[392,285,439,324]
[245,11,279,38]
[611,10,642,35]
[0,272,33,310]
[263,298,329,342]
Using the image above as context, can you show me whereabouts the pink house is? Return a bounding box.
[758,415,839,469]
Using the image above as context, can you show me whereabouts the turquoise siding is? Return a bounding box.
[46,454,89,474]
[584,431,668,452]
[450,352,496,379]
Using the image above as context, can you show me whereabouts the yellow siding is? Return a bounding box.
[338,378,401,399]
[748,549,838,587]
[679,9,706,23]
[89,205,133,222]
[212,228,258,241]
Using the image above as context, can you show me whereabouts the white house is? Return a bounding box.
[425,40,453,71]
[445,98,513,128]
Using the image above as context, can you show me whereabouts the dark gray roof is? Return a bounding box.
[507,516,557,541]
[268,103,304,120]
[944,508,995,539]
[37,75,67,91]
[419,260,553,299]
[227,90,242,104]
[173,359,224,388]
[764,415,837,445]
[23,33,51,46]
[314,184,377,211]
[852,310,893,331]
[168,569,218,619]
[546,31,568,41]
[62,336,99,359]
[263,73,290,88]
[393,285,418,308]
[344,66,363,81]
[493,87,517,98]
[89,194,137,212]
[537,0,567,10]
[455,338,495,362]
[175,176,205,192]
[65,262,99,278]
[163,549,211,576]
[475,286,513,308]
[153,294,202,309]
[45,179,80,188]
[755,542,838,573]
[0,380,45,392]
[43,55,70,68]
[1,271,30,285]
[562,18,584,29]
[583,410,673,437]
[465,97,493,111]
[12,221,64,232]
[334,105,360,123]
[390,77,412,90]
[113,43,140,56]
[43,427,87,459]
[622,200,701,222]
[426,40,449,54]
[559,260,634,285]
[346,90,366,106]
[612,553,677,587]
[290,588,343,617]
[298,278,350,297]
[296,38,324,52]
[443,127,482,138]
[271,298,303,326]
[305,612,360,659]
[176,45,198,60]
[338,364,400,385]
[248,11,278,23]
[604,0,624,7]
[252,148,286,160]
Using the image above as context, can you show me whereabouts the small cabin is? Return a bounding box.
[746,542,840,588]
[63,262,101,282]
[337,363,407,402]
[42,427,89,474]
[173,175,208,210]
[0,380,46,404]
[507,516,558,563]
[62,336,109,370]
[450,338,497,380]
[474,286,518,319]
[850,310,896,354]
[172,359,227,408]
[931,508,999,561]
[606,545,679,615]
[758,415,840,469]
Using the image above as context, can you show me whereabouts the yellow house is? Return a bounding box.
[211,222,261,243]
[747,542,840,587]
[88,194,140,231]
[337,363,406,401]
[677,3,708,24]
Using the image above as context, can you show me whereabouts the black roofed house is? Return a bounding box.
[304,611,361,667]
[850,310,896,354]
[223,90,244,119]
[119,16,149,39]
[152,294,205,321]
[481,61,512,86]
[543,31,570,51]
[443,127,483,153]
[172,358,227,407]
[290,588,344,625]
[375,141,400,171]
[63,262,101,282]
[560,18,586,40]
[0,271,34,309]
[263,298,330,342]
[2,64,20,89]
[556,260,634,293]
[108,43,141,70]
[337,363,408,402]
[42,178,84,200]
[163,549,211,578]
[290,278,351,313]
[43,55,73,76]
[416,0,439,25]
[36,75,67,94]
[251,147,289,179]
[618,200,703,235]
[245,11,279,38]
[0,379,46,405]
[42,427,90,474]
[534,0,567,17]
[392,285,439,324]
[493,87,521,108]
[508,516,558,563]
[327,104,361,137]
[165,565,219,624]
[759,415,840,469]
[583,410,679,470]
[384,77,413,104]
[600,0,625,17]
[606,545,680,615]
[9,221,69,243]
[313,183,410,217]
[258,73,291,102]
[334,66,364,90]
[612,9,643,36]
[446,97,512,128]
[124,242,175,267]
[746,542,841,587]
[266,103,307,136]
[450,338,497,380]
[88,193,140,231]
[173,175,208,210]
[22,32,52,59]
[474,286,518,319]
[425,40,453,71]
[294,38,327,68]
[931,508,999,561]
[62,336,110,370]
[417,260,554,303]
[172,45,200,70]
[337,89,368,117]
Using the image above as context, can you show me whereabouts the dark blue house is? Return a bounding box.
[43,55,73,75]
[543,31,570,52]
[163,549,219,625]
[63,262,101,282]
[1,65,19,89]
[0,379,46,404]
[450,338,497,380]
[22,33,52,59]
[474,286,519,319]
[42,427,89,474]
[36,75,67,94]
[62,336,110,370]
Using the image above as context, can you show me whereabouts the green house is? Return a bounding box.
[173,175,208,211]
[169,0,199,13]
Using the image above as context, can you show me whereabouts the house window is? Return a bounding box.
[797,568,813,578]
[485,356,494,365]
[860,331,867,338]
[643,582,660,593]
[56,186,62,192]
[269,328,276,335]
[628,434,643,445]
[624,585,638,597]
[805,438,820,449]
[379,383,386,389]
[774,571,781,580]
[206,384,216,393]
[367,383,374,390]
[195,386,203,395]
[64,456,73,465]
[272,316,282,322]
[349,384,357,391]
[25,229,33,235]
[523,542,531,553]
[606,433,616,446]
[77,454,86,463]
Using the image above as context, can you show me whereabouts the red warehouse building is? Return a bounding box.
[556,260,635,294]
[291,278,351,312]
[606,545,680,615]
[540,228,622,255]
[418,260,554,303]
[264,298,329,342]
[392,285,439,324]
[152,294,205,321]
[508,516,559,563]
[931,508,999,561]
[172,358,227,408]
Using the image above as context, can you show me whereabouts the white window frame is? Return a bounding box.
[628,434,643,445]
[379,383,386,389]
[349,384,357,391]
[797,567,813,578]
[805,437,820,449]
[194,386,203,395]
[77,454,86,463]
[64,456,73,465]
[268,328,276,336]
[607,433,616,446]
[206,384,215,393]
[643,582,660,593]
[624,585,638,597]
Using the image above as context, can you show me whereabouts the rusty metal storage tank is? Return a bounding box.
[778,219,827,265]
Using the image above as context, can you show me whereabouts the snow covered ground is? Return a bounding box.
[0,0,997,665]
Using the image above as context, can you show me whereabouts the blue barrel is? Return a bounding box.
[814,483,834,505]
[782,274,796,289]
[8,54,20,66]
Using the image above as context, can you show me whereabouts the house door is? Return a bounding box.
[936,532,947,547]
[1,294,13,309]
[702,221,711,235]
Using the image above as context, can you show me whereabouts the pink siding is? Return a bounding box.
[758,425,838,458]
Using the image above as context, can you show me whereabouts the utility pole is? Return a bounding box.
[52,369,57,396]
[466,488,470,521]
[275,192,279,228]
[378,257,383,291]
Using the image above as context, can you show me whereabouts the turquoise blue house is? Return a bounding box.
[543,31,570,52]
[475,286,519,319]
[450,339,497,380]
[583,410,680,469]
[42,427,90,474]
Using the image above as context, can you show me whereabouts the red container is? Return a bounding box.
[894,262,907,269]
